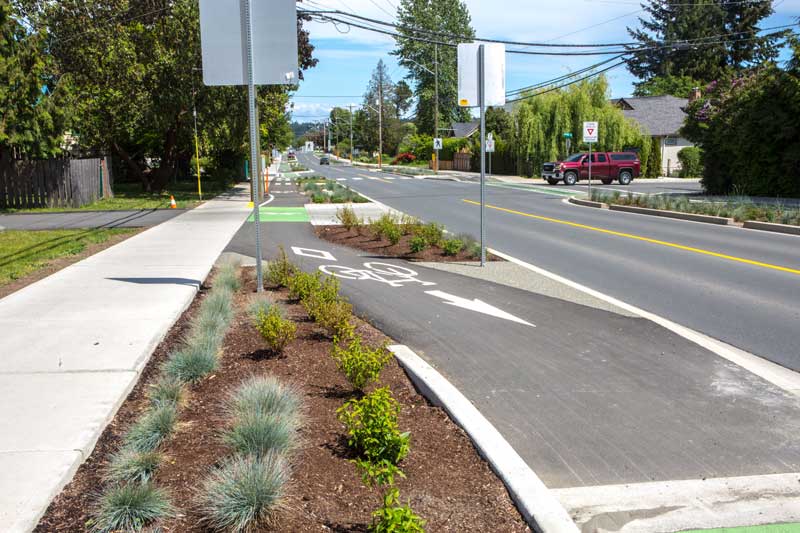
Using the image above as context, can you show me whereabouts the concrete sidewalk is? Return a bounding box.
[0,185,251,532]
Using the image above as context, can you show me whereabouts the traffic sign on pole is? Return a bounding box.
[486,137,495,153]
[433,138,443,150]
[583,121,599,143]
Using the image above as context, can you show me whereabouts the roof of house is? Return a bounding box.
[614,95,689,137]
[452,120,480,138]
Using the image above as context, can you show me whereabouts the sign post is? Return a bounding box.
[199,0,298,292]
[563,132,572,158]
[458,42,505,267]
[583,121,598,200]
[486,132,495,178]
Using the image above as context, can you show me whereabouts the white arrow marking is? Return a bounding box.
[425,290,535,328]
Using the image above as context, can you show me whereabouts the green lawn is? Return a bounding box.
[2,180,233,213]
[0,229,135,286]
[682,524,800,533]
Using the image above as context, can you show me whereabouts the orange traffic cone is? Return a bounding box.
[169,195,177,209]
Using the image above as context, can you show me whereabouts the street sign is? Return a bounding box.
[199,0,298,86]
[563,132,573,138]
[457,43,506,107]
[433,137,443,150]
[486,138,495,153]
[583,121,599,143]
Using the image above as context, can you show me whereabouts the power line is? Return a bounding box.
[506,55,627,96]
[506,60,629,104]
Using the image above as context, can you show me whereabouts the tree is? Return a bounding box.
[394,80,413,118]
[632,75,702,98]
[626,0,779,89]
[0,0,67,160]
[393,0,475,135]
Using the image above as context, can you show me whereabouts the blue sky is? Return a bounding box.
[291,0,800,123]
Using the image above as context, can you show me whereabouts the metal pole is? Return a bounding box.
[378,83,383,170]
[349,104,354,164]
[244,0,263,292]
[192,75,202,200]
[479,44,486,267]
[434,44,439,174]
[588,143,593,200]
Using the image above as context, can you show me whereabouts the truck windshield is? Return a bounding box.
[565,153,585,162]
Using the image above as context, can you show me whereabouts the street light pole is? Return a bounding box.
[349,104,354,164]
[191,71,203,200]
[434,44,439,174]
[378,87,383,170]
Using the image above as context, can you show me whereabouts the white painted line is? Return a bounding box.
[384,176,396,180]
[425,290,535,327]
[553,473,800,532]
[488,247,800,395]
[259,194,274,207]
[389,345,579,533]
[336,178,347,182]
[291,247,337,261]
[352,177,363,181]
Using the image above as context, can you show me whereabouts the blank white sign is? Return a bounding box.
[458,43,506,108]
[199,0,298,86]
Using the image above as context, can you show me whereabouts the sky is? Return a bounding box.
[290,0,800,124]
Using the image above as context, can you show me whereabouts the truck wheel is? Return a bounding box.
[601,179,613,185]
[618,170,633,185]
[563,171,578,186]
[546,177,560,185]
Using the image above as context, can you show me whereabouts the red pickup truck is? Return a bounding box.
[542,152,640,186]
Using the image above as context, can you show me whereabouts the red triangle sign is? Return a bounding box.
[587,128,594,135]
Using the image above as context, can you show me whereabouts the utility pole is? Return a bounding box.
[349,104,354,164]
[434,44,439,174]
[191,70,202,200]
[323,121,327,152]
[378,80,383,170]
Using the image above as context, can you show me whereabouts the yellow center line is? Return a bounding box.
[462,199,800,276]
[361,174,392,184]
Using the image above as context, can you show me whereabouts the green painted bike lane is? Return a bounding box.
[247,207,309,223]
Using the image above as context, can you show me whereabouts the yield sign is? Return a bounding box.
[583,121,599,143]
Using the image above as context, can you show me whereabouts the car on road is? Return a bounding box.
[287,150,297,161]
[319,154,331,165]
[542,152,640,186]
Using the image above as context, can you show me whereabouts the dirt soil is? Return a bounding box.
[36,267,529,532]
[0,229,142,300]
[316,226,501,263]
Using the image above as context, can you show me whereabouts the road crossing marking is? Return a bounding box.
[463,199,800,276]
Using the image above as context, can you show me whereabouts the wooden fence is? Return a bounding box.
[0,157,113,209]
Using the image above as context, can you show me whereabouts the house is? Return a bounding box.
[613,95,695,176]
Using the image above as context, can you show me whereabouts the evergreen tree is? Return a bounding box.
[626,0,778,90]
[393,0,474,135]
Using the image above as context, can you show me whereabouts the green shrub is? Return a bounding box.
[123,403,178,453]
[253,305,296,354]
[414,222,444,247]
[312,193,326,204]
[287,271,321,301]
[198,454,288,533]
[337,387,409,465]
[409,236,426,253]
[193,290,234,338]
[304,278,354,338]
[223,413,296,459]
[399,214,422,236]
[370,488,426,533]
[106,450,162,484]
[92,483,173,533]
[149,375,184,408]
[441,238,464,256]
[355,458,405,489]
[371,213,400,243]
[332,336,391,391]
[678,146,702,178]
[337,206,363,230]
[266,246,297,288]
[227,375,302,421]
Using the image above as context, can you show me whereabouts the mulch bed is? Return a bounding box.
[36,267,529,532]
[316,226,501,263]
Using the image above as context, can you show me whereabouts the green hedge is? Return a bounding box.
[678,146,702,178]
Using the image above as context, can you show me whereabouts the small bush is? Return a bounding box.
[370,488,426,533]
[337,387,410,465]
[371,213,400,243]
[223,413,296,459]
[355,458,405,489]
[149,375,184,408]
[399,214,422,236]
[409,236,426,253]
[164,340,219,384]
[677,146,702,178]
[92,483,173,533]
[194,290,234,338]
[332,336,391,391]
[198,454,289,533]
[414,222,444,247]
[266,246,297,288]
[337,206,363,230]
[391,152,416,165]
[441,238,464,256]
[248,298,272,321]
[312,193,326,204]
[228,375,302,421]
[287,271,321,301]
[106,450,162,484]
[253,305,296,354]
[123,403,178,453]
[304,279,354,338]
[215,261,242,292]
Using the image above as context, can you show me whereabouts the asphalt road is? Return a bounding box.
[0,209,184,230]
[299,153,800,371]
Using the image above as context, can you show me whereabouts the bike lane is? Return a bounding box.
[224,190,800,531]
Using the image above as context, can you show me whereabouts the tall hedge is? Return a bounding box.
[683,66,800,197]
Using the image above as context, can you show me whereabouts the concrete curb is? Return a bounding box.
[389,344,580,533]
[608,204,730,225]
[743,220,800,236]
[567,197,604,209]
